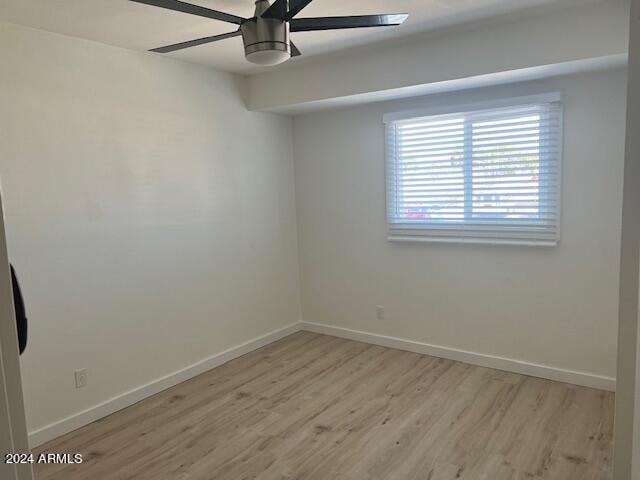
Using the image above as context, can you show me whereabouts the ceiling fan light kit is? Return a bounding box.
[242,1,291,66]
[131,0,408,66]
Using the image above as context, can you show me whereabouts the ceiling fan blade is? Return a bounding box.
[261,0,288,20]
[262,0,314,21]
[286,0,315,20]
[290,14,408,32]
[150,30,241,53]
[290,41,302,57]
[130,0,244,25]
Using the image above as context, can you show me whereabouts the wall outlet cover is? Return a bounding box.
[75,369,88,388]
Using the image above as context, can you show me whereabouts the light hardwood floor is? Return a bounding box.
[34,331,614,480]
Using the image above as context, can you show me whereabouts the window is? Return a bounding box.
[384,94,563,246]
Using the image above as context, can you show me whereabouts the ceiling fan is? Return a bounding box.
[130,0,408,66]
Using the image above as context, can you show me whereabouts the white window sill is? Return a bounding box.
[388,235,558,247]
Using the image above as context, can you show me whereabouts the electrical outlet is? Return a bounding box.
[376,305,385,320]
[75,369,88,388]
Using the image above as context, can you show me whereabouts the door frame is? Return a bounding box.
[614,0,640,478]
[0,190,32,480]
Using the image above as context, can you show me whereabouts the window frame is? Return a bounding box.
[384,93,564,247]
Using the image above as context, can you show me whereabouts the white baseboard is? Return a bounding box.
[30,320,615,448]
[28,322,302,448]
[300,321,616,392]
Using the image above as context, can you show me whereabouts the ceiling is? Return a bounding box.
[0,0,598,74]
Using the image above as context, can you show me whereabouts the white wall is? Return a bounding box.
[293,69,627,385]
[0,22,301,436]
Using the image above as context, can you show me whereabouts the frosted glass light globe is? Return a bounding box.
[246,49,291,66]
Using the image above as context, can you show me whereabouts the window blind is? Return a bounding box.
[385,97,563,245]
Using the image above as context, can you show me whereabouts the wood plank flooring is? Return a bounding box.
[34,332,614,480]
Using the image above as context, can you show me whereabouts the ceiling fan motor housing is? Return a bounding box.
[241,0,291,65]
